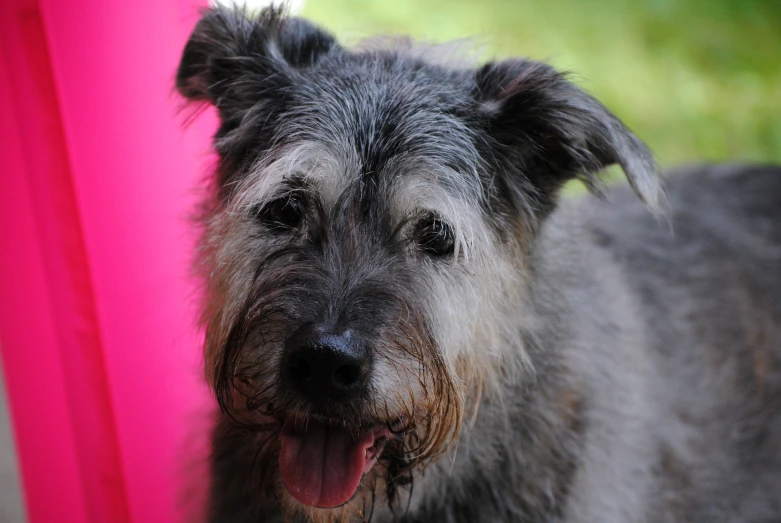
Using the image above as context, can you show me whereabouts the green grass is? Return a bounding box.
[302,0,781,169]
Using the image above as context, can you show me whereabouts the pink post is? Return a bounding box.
[0,1,215,522]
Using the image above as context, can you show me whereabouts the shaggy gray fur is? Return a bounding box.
[176,6,781,522]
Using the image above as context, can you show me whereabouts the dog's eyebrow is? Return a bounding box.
[388,160,491,262]
[233,141,354,212]
[388,154,484,206]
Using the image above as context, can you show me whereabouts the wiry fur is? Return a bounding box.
[176,6,781,522]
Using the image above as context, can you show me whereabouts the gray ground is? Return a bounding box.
[0,355,25,523]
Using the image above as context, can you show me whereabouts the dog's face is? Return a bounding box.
[177,7,660,521]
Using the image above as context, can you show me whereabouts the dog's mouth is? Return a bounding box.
[279,418,391,508]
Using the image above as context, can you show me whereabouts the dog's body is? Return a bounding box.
[176,8,781,522]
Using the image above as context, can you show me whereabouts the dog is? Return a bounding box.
[176,6,781,522]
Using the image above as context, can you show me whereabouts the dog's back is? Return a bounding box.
[583,165,781,521]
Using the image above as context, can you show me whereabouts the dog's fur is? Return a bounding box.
[176,6,781,522]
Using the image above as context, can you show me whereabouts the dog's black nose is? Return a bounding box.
[283,325,371,403]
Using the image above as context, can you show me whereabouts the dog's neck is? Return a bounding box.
[392,344,586,523]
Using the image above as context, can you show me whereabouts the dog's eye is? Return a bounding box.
[415,217,455,257]
[252,194,305,232]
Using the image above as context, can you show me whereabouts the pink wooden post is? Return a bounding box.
[0,0,215,521]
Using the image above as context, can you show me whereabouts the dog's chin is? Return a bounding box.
[277,417,390,509]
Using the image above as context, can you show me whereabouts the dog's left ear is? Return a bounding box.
[474,59,663,215]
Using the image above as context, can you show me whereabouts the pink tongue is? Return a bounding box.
[279,420,375,508]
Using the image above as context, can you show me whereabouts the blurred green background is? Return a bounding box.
[302,0,781,172]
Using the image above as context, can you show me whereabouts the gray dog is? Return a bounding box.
[176,6,781,522]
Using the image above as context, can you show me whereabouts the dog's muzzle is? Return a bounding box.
[278,324,385,508]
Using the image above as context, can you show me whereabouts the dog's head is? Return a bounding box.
[177,6,660,520]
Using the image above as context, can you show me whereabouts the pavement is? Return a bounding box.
[0,356,26,523]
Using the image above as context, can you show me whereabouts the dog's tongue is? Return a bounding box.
[279,420,376,508]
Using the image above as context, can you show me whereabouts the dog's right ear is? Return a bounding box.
[176,6,337,121]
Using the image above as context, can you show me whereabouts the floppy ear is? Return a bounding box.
[177,6,337,110]
[176,6,338,189]
[474,59,663,215]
